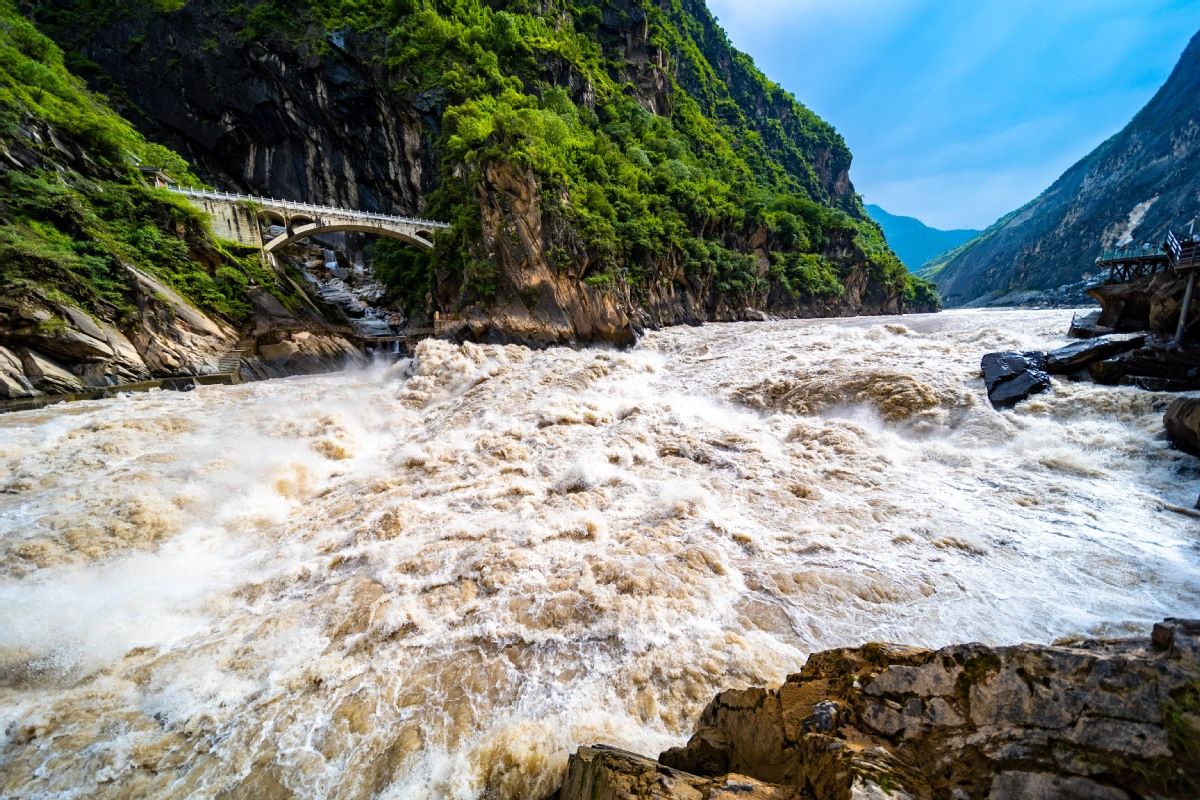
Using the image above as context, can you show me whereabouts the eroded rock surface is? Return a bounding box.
[559,619,1200,800]
[241,330,367,382]
[1089,343,1200,390]
[1042,334,1146,374]
[1164,397,1200,457]
[558,746,799,800]
[980,351,1050,409]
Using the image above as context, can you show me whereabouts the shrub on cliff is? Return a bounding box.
[44,0,934,316]
[0,1,294,322]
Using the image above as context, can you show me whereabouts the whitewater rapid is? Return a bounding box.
[0,308,1196,798]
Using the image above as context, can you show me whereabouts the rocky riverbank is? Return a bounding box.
[555,619,1200,800]
[0,278,365,408]
[976,269,1200,470]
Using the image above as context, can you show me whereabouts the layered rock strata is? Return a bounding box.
[557,619,1200,800]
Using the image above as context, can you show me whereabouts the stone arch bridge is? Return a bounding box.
[165,186,450,253]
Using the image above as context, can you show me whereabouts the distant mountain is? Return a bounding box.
[865,204,980,270]
[921,29,1200,306]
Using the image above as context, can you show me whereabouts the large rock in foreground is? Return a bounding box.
[1164,397,1200,456]
[1090,343,1200,390]
[559,746,796,800]
[558,619,1200,800]
[1042,333,1146,374]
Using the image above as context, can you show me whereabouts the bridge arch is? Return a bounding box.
[161,185,450,252]
[258,209,287,228]
[263,222,435,253]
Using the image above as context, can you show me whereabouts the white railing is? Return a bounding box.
[163,185,451,229]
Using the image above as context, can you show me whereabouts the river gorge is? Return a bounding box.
[0,308,1197,798]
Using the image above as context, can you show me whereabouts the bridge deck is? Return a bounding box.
[164,185,451,229]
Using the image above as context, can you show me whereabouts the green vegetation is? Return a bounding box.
[1165,680,1200,764]
[185,0,934,309]
[13,0,937,325]
[0,1,288,323]
[372,238,433,314]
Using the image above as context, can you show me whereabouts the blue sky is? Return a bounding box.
[706,0,1198,230]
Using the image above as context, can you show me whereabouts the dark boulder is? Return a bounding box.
[1089,344,1200,388]
[1164,397,1200,457]
[981,351,1051,409]
[161,377,196,392]
[1067,309,1115,339]
[1043,334,1146,375]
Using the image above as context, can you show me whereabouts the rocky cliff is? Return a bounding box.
[921,30,1200,307]
[557,618,1200,800]
[0,2,363,402]
[31,0,938,349]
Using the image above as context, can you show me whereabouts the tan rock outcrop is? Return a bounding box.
[1165,397,1200,457]
[240,330,367,382]
[559,619,1200,800]
[559,746,799,800]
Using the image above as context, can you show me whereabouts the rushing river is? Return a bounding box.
[0,308,1197,798]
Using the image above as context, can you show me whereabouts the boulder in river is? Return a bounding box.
[1067,309,1116,339]
[1164,397,1200,457]
[980,351,1051,409]
[557,745,794,799]
[557,618,1200,800]
[1043,333,1146,375]
[1089,343,1200,389]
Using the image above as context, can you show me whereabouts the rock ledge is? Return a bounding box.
[555,619,1200,800]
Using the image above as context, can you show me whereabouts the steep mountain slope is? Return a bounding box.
[0,1,358,400]
[865,204,979,269]
[31,0,938,346]
[922,29,1200,307]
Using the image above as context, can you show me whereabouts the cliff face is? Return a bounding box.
[33,0,938,348]
[0,1,363,402]
[922,30,1200,307]
[42,4,437,215]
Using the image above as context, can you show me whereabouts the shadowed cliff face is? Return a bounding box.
[36,0,937,346]
[65,8,437,216]
[922,30,1200,307]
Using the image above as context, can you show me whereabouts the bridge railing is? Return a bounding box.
[1096,244,1166,262]
[163,185,452,229]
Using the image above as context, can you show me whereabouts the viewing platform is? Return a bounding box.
[1096,228,1200,343]
[1097,230,1200,284]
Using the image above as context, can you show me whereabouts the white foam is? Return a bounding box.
[0,309,1197,798]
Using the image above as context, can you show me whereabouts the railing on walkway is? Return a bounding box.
[162,185,451,230]
[1095,231,1197,284]
[1097,244,1166,262]
[354,314,464,354]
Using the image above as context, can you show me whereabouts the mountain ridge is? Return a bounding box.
[865,203,979,270]
[921,28,1200,306]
